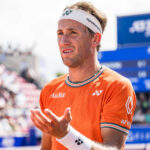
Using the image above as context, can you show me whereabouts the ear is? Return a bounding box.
[92,33,101,47]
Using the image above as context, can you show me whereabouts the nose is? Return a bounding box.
[59,35,71,46]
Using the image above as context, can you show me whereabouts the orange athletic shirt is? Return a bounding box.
[40,66,136,150]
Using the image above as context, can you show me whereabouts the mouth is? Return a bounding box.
[62,49,73,54]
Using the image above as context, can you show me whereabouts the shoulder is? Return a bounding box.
[41,74,67,94]
[39,74,67,110]
[101,67,133,90]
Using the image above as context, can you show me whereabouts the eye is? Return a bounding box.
[71,31,77,34]
[57,31,63,36]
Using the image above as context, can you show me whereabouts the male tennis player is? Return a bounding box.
[30,1,136,150]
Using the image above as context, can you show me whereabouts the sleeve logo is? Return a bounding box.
[75,138,83,145]
[125,96,133,115]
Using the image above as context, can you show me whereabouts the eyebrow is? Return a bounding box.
[57,28,77,32]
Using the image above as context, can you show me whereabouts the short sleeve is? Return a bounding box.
[100,79,136,135]
[39,89,44,112]
[39,85,51,114]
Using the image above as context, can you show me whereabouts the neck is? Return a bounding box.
[68,61,101,82]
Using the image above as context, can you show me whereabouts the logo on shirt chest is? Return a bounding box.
[50,92,65,99]
[92,90,103,96]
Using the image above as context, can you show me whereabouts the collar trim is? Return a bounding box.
[65,66,105,87]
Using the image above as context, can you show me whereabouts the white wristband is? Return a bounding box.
[56,126,92,150]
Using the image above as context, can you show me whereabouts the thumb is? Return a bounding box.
[63,107,72,123]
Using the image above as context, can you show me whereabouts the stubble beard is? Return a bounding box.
[61,55,84,68]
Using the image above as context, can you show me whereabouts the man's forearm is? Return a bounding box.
[91,143,118,150]
[41,133,52,150]
[57,126,120,150]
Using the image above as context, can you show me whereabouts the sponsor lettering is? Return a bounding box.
[129,19,150,37]
[50,92,65,98]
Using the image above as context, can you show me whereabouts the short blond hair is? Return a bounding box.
[64,1,107,51]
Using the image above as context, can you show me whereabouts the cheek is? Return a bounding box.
[79,39,89,50]
[57,38,61,45]
[57,39,63,51]
[74,36,83,46]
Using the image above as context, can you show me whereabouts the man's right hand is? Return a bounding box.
[30,107,72,139]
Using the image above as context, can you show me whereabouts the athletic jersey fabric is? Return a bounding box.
[40,66,136,150]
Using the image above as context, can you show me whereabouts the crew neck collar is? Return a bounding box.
[65,65,105,87]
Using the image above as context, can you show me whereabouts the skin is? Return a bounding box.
[30,19,127,150]
[57,19,101,82]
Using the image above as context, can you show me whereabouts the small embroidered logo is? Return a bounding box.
[75,138,83,145]
[92,90,103,96]
[62,9,73,16]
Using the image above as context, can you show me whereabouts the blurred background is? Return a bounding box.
[0,0,150,149]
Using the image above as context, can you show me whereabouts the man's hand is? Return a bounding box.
[30,107,72,139]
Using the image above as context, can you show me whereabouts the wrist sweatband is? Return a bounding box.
[59,8,102,34]
[56,126,92,150]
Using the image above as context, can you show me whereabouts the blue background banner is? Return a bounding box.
[117,13,150,48]
[0,125,149,147]
[126,125,150,144]
[98,46,150,92]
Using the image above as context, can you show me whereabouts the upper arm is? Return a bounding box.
[39,85,53,150]
[41,133,52,150]
[101,127,127,149]
[100,79,136,149]
[101,79,136,132]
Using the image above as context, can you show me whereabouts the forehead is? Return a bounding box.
[58,19,86,31]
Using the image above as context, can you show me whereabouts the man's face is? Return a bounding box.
[57,19,93,68]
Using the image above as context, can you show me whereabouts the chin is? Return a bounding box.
[62,59,72,67]
[62,57,80,68]
[63,62,73,67]
[63,61,77,68]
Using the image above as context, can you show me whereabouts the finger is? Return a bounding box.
[31,115,49,133]
[44,109,59,124]
[62,107,72,123]
[30,109,50,129]
[30,110,57,135]
[30,110,53,134]
[30,112,45,130]
[32,109,51,124]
